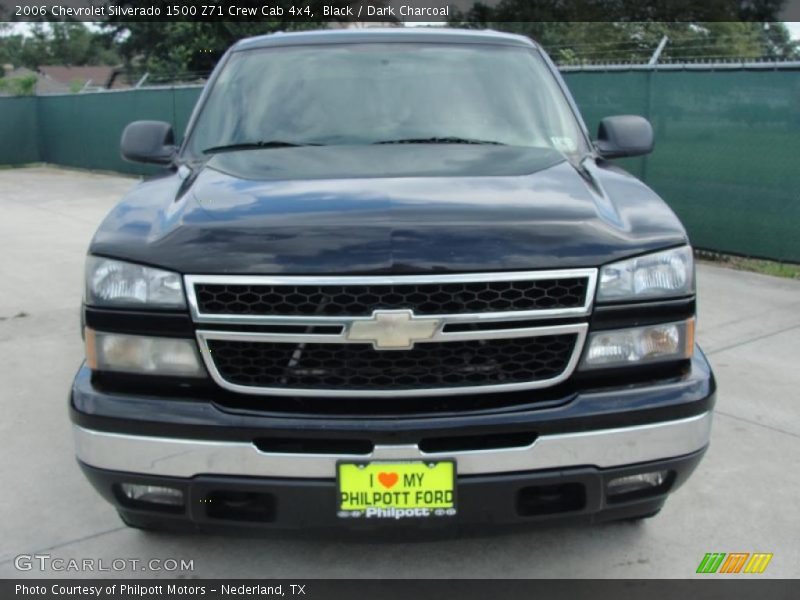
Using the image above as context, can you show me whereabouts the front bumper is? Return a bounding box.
[70,350,715,529]
[80,450,706,531]
[73,412,711,479]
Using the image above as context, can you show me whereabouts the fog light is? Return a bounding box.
[119,483,184,507]
[607,471,668,497]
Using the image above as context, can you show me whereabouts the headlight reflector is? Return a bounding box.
[580,319,694,369]
[86,329,205,377]
[598,246,694,302]
[86,256,185,308]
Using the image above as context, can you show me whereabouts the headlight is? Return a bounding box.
[580,319,694,369]
[86,256,185,308]
[597,246,694,302]
[85,329,205,377]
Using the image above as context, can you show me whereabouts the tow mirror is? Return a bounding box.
[120,121,176,165]
[595,115,654,159]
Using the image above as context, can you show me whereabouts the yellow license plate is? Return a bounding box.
[337,461,456,520]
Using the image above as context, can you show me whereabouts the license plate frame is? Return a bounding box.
[336,460,457,520]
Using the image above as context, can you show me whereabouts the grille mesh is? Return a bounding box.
[194,278,587,317]
[207,334,577,391]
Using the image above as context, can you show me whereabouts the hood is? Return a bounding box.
[90,145,688,274]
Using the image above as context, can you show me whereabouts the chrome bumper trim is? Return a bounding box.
[74,412,712,479]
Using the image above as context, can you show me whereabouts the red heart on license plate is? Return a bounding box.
[378,472,399,489]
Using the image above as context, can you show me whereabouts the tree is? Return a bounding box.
[760,22,800,59]
[104,22,298,81]
[0,23,120,70]
[452,0,788,23]
[104,1,352,81]
[0,73,38,96]
[450,0,797,63]
[48,22,120,65]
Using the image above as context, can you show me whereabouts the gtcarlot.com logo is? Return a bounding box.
[696,552,773,574]
[14,553,194,572]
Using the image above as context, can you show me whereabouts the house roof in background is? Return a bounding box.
[2,67,70,94]
[38,65,116,87]
[1,64,129,94]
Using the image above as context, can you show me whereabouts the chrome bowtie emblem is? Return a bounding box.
[347,310,441,350]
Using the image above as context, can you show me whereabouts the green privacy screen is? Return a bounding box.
[564,67,800,263]
[0,67,798,261]
[34,86,202,176]
[0,96,39,165]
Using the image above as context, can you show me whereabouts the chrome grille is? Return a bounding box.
[207,334,577,391]
[193,278,588,316]
[186,270,596,397]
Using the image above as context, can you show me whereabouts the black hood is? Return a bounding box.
[90,145,687,274]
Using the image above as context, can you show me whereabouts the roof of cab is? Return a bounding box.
[232,27,537,52]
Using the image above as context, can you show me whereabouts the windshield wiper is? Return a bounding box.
[202,140,323,154]
[373,136,505,146]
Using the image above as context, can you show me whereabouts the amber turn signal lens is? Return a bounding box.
[581,319,694,369]
[83,328,204,377]
[84,327,98,369]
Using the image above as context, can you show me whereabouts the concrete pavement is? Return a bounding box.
[0,167,798,578]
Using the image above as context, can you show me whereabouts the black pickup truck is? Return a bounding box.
[72,28,715,531]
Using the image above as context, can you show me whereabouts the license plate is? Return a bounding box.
[337,460,456,520]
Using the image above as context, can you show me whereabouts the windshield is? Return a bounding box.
[184,42,588,159]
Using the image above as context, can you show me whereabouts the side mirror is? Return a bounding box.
[595,115,654,159]
[120,120,176,165]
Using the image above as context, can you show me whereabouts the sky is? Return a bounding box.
[785,21,800,38]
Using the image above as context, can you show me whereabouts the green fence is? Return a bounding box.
[0,96,40,164]
[563,66,800,263]
[35,86,202,176]
[1,66,799,261]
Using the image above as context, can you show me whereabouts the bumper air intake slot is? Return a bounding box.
[419,431,536,453]
[516,482,586,516]
[205,491,276,522]
[254,437,373,455]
